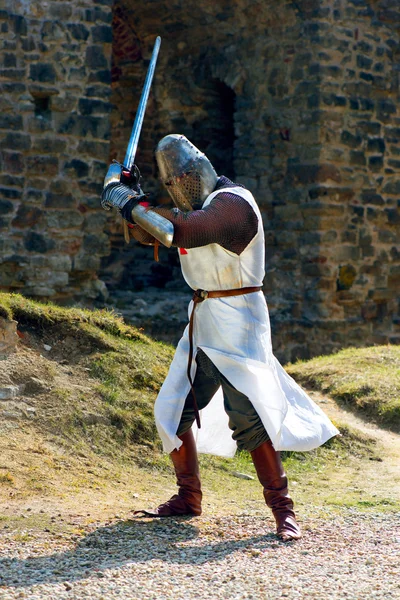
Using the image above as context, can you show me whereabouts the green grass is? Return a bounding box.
[0,293,174,455]
[0,292,148,343]
[0,292,395,514]
[286,345,400,430]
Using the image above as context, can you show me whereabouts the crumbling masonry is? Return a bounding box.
[0,0,399,361]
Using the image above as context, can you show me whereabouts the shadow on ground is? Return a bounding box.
[0,516,280,589]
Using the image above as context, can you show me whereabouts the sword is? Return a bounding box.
[101,36,173,248]
[124,35,161,172]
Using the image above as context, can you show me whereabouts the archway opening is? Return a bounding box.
[192,80,236,181]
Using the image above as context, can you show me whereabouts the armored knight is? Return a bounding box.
[102,134,339,541]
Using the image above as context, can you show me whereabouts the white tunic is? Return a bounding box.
[154,186,339,457]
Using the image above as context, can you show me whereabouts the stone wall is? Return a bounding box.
[0,0,399,361]
[108,0,400,361]
[0,0,113,302]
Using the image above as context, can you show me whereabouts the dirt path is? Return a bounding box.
[309,390,400,503]
[0,394,399,599]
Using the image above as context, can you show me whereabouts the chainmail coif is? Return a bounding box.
[128,176,259,255]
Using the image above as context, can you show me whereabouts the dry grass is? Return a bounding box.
[286,345,400,430]
[0,293,399,519]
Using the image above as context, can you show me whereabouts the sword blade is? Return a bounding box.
[123,36,161,172]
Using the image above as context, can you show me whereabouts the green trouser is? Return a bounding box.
[177,349,270,452]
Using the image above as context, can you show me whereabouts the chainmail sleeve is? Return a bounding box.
[153,192,259,255]
[129,224,156,245]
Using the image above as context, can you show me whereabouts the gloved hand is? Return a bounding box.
[101,163,146,222]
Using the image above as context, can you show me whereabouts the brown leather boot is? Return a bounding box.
[251,441,301,541]
[134,429,202,517]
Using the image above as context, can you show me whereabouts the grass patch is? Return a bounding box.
[1,293,397,515]
[0,293,174,457]
[0,292,148,344]
[0,472,15,485]
[286,345,400,430]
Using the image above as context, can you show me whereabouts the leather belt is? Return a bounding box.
[187,286,262,429]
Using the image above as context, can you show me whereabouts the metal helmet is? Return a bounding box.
[155,134,218,211]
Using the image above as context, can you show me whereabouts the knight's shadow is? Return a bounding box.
[0,515,281,589]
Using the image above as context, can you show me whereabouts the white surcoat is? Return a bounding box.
[154,186,339,457]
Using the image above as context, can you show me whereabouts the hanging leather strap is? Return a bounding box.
[187,286,262,429]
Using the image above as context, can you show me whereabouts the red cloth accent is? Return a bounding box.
[139,201,150,207]
[179,248,188,255]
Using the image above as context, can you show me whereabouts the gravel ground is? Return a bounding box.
[0,511,399,599]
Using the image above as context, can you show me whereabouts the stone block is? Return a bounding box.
[33,137,67,154]
[67,23,89,41]
[383,180,400,195]
[73,253,101,271]
[46,211,84,229]
[0,67,26,81]
[56,114,110,139]
[341,230,357,243]
[0,199,13,214]
[350,151,366,166]
[83,212,108,231]
[349,97,359,110]
[3,132,31,151]
[388,159,400,169]
[44,191,76,209]
[341,130,362,148]
[29,63,57,84]
[24,232,55,253]
[0,114,23,130]
[357,54,373,70]
[92,25,112,43]
[378,229,397,244]
[85,85,111,99]
[359,98,374,111]
[300,202,344,217]
[308,186,355,202]
[26,155,59,176]
[368,156,383,171]
[361,191,384,205]
[21,37,36,52]
[385,208,400,224]
[88,69,111,84]
[287,164,341,184]
[83,232,109,254]
[86,46,108,70]
[0,174,24,189]
[28,286,56,297]
[78,98,112,116]
[361,245,375,258]
[377,99,397,120]
[336,245,360,261]
[84,7,112,24]
[321,230,338,243]
[302,263,333,277]
[367,138,385,153]
[51,96,77,113]
[64,159,89,178]
[0,187,22,200]
[12,206,43,228]
[77,180,103,195]
[356,121,381,135]
[384,127,400,143]
[360,72,374,84]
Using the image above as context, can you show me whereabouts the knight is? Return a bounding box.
[102,133,339,541]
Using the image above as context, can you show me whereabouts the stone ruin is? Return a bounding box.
[0,0,399,361]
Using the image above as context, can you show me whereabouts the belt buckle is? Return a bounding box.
[195,289,208,301]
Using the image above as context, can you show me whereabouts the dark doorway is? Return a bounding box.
[192,80,236,180]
